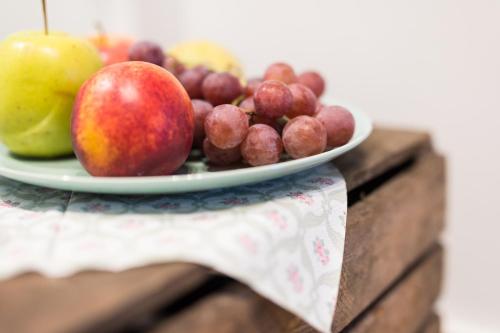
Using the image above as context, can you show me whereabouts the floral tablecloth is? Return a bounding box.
[0,163,347,332]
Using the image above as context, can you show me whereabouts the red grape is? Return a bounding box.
[286,83,317,119]
[163,55,186,77]
[243,78,263,97]
[239,97,255,114]
[254,80,293,119]
[315,105,355,148]
[298,71,325,97]
[191,99,213,148]
[202,72,243,106]
[251,114,284,134]
[263,62,297,84]
[128,41,165,66]
[178,65,211,99]
[282,116,327,158]
[204,104,249,149]
[314,102,324,116]
[203,138,241,166]
[241,124,283,166]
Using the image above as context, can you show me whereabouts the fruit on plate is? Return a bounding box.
[203,138,241,166]
[128,40,165,66]
[254,80,293,119]
[72,61,194,176]
[282,116,327,159]
[298,71,325,97]
[239,97,255,114]
[241,124,283,166]
[178,65,211,99]
[163,54,186,77]
[286,83,317,119]
[191,99,213,148]
[251,114,285,135]
[195,60,354,168]
[315,105,355,148]
[201,72,242,106]
[263,62,297,84]
[0,30,102,157]
[243,78,263,97]
[88,34,134,66]
[204,104,249,149]
[168,40,244,80]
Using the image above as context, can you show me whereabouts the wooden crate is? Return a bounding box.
[0,128,446,333]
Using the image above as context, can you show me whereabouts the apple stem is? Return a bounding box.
[41,0,49,35]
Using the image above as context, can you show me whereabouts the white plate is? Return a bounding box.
[0,103,372,194]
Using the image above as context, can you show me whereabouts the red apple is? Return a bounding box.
[72,61,194,176]
[88,35,134,66]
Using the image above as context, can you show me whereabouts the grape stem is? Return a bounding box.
[41,0,49,35]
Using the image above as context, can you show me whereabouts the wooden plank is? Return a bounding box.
[149,285,293,333]
[343,246,443,333]
[417,313,440,333]
[144,151,445,332]
[147,246,443,333]
[331,153,445,331]
[335,128,431,191]
[0,128,439,333]
[0,264,213,333]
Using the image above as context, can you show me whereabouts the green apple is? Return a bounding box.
[0,31,102,157]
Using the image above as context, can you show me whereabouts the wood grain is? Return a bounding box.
[332,153,445,331]
[149,285,293,333]
[343,246,443,333]
[0,264,213,333]
[417,313,440,333]
[148,247,443,333]
[335,128,431,191]
[0,128,443,333]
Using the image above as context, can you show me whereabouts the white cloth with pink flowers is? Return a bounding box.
[0,163,347,333]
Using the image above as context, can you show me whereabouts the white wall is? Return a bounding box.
[2,0,500,331]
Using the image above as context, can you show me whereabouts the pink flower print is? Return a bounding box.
[287,191,313,205]
[311,177,335,186]
[238,234,257,254]
[266,211,288,230]
[120,220,143,230]
[287,265,304,293]
[78,241,103,251]
[82,202,111,213]
[8,247,26,257]
[331,294,338,308]
[23,212,42,220]
[221,196,249,206]
[51,223,62,234]
[313,238,330,265]
[0,200,21,208]
[193,213,213,222]
[153,202,180,210]
[158,234,178,244]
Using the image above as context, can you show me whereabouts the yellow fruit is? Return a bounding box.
[168,40,244,80]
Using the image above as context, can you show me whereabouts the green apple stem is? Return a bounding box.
[41,0,49,35]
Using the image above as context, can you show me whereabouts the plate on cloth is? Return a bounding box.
[0,101,372,194]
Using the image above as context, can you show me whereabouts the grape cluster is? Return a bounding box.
[126,41,355,168]
[195,62,355,167]
[128,40,187,77]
